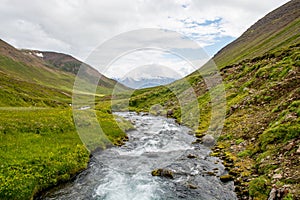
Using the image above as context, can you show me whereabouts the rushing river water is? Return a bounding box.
[40,112,237,200]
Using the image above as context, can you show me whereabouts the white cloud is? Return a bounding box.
[0,0,290,78]
[103,49,206,79]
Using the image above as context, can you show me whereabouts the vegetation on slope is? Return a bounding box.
[21,50,121,89]
[1,1,299,200]
[127,43,300,199]
[212,0,300,69]
[0,108,88,200]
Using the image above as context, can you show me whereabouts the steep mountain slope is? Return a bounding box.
[0,39,73,89]
[0,39,127,107]
[0,40,74,106]
[126,1,300,199]
[22,50,120,89]
[211,0,300,69]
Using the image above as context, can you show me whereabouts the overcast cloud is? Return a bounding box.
[0,0,290,78]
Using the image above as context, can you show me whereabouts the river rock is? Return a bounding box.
[187,183,198,189]
[187,154,197,159]
[268,186,289,200]
[202,135,215,147]
[268,188,277,200]
[220,174,234,182]
[166,109,173,117]
[151,168,174,179]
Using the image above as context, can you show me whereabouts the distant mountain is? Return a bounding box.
[0,39,127,107]
[116,76,176,89]
[21,50,122,89]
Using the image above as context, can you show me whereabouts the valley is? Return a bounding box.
[0,1,299,200]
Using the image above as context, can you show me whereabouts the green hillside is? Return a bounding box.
[212,0,300,69]
[1,1,299,199]
[0,40,130,199]
[21,50,120,89]
[126,1,300,199]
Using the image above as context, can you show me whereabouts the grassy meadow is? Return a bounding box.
[0,104,131,199]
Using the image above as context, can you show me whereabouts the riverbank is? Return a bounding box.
[0,106,130,200]
[39,112,237,200]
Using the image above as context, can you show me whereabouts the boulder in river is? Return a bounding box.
[220,174,234,182]
[202,134,216,147]
[151,168,174,179]
[187,154,197,159]
[166,109,173,117]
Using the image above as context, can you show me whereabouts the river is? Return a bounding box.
[39,112,237,200]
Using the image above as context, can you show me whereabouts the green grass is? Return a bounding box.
[1,9,299,199]
[0,72,71,107]
[248,176,271,200]
[0,55,74,91]
[0,55,115,96]
[0,104,131,200]
[0,108,87,199]
[213,16,300,69]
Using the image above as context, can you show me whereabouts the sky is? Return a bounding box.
[0,0,290,79]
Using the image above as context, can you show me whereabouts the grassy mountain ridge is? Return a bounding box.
[21,50,121,89]
[0,39,129,107]
[0,39,77,95]
[0,39,48,69]
[212,0,300,69]
[127,1,300,199]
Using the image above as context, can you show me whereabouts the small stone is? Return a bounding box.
[296,146,300,154]
[272,174,282,179]
[187,154,197,159]
[195,132,205,138]
[220,174,234,182]
[151,169,163,176]
[268,188,277,200]
[151,168,174,179]
[206,171,216,176]
[187,184,198,189]
[224,162,234,168]
[283,142,294,151]
[210,152,220,157]
[161,169,174,179]
[202,135,215,147]
[166,109,173,117]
